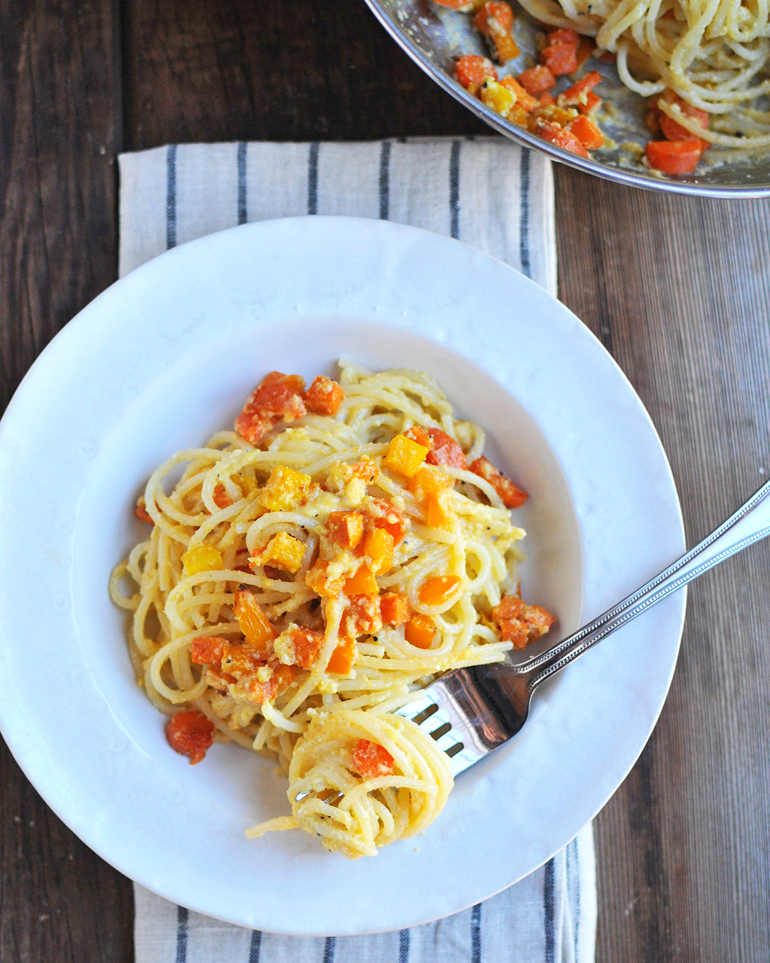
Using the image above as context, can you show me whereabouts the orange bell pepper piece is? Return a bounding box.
[327,636,356,674]
[405,613,437,649]
[343,565,379,596]
[419,575,461,606]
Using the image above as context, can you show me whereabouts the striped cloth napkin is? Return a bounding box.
[118,137,596,963]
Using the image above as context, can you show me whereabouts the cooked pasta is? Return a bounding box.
[517,0,770,150]
[110,361,554,858]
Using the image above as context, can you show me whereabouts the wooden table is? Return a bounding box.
[2,0,769,959]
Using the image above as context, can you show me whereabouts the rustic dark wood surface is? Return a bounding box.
[1,0,769,959]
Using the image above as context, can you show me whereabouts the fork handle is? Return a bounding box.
[522,478,770,691]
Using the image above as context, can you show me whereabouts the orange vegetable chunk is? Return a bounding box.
[470,456,529,507]
[352,739,395,779]
[518,65,556,96]
[328,510,365,549]
[305,559,346,598]
[341,594,383,639]
[405,613,437,649]
[364,527,395,575]
[135,498,153,524]
[419,575,461,606]
[567,115,604,150]
[541,42,578,76]
[191,637,226,665]
[344,565,379,596]
[500,77,539,113]
[424,493,450,529]
[276,624,324,669]
[327,636,356,674]
[559,71,601,107]
[166,710,215,765]
[492,596,556,649]
[408,466,453,497]
[426,428,468,469]
[456,54,498,94]
[258,531,306,573]
[305,375,344,416]
[383,433,430,479]
[645,140,702,175]
[234,588,276,654]
[366,497,407,545]
[380,592,410,626]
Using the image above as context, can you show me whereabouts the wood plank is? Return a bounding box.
[123,0,488,149]
[555,167,770,962]
[0,0,132,958]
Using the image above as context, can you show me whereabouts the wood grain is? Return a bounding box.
[555,173,770,963]
[0,0,133,959]
[1,0,769,957]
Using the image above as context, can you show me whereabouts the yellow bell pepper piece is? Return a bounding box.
[261,466,312,511]
[383,434,429,479]
[182,544,224,576]
[259,532,306,574]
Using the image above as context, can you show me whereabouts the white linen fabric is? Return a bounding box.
[118,137,596,963]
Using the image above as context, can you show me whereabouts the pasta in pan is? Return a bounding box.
[110,361,555,858]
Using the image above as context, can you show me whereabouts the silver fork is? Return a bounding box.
[396,479,770,775]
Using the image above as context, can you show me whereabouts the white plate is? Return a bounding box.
[0,217,684,935]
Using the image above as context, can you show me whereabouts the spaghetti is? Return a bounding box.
[514,0,770,152]
[110,362,555,858]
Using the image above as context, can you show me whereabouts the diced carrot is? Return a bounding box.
[166,710,215,765]
[470,456,529,507]
[237,663,296,704]
[327,636,356,674]
[539,92,556,107]
[559,71,601,107]
[275,624,324,669]
[434,0,484,8]
[658,93,709,148]
[541,42,578,76]
[518,65,556,96]
[507,104,529,127]
[191,637,226,665]
[344,565,379,596]
[645,139,702,175]
[531,118,589,158]
[350,458,379,483]
[305,375,344,416]
[234,588,276,653]
[546,27,579,45]
[328,510,365,550]
[341,594,383,639]
[404,425,432,449]
[475,1,514,33]
[474,2,518,63]
[426,428,467,469]
[567,115,604,150]
[500,76,539,113]
[492,595,556,649]
[364,527,395,576]
[405,613,437,649]
[580,91,602,116]
[135,498,153,524]
[456,55,498,95]
[419,575,461,606]
[352,739,395,779]
[235,372,307,445]
[305,559,346,598]
[383,433,429,479]
[366,498,407,545]
[212,483,232,509]
[380,592,410,626]
[575,35,595,68]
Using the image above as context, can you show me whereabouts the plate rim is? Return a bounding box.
[0,215,685,934]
